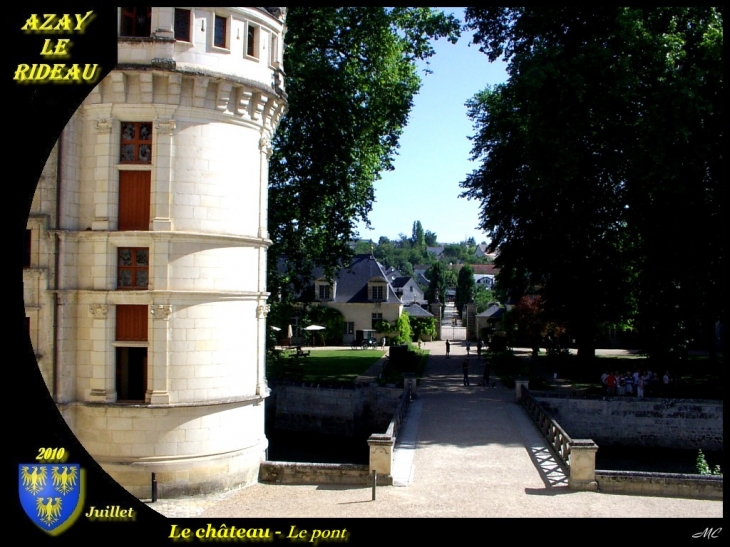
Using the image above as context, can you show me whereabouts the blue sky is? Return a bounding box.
[354,8,508,246]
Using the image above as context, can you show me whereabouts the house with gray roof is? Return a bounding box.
[308,254,425,344]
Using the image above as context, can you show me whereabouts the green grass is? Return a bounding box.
[266,349,386,384]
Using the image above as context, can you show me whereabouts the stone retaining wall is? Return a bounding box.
[267,384,403,437]
[259,461,376,485]
[596,471,723,500]
[533,394,722,450]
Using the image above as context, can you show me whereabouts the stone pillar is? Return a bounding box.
[568,439,599,491]
[515,378,529,402]
[430,300,442,339]
[465,302,476,340]
[148,304,172,404]
[368,433,394,480]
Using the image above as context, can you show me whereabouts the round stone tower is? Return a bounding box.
[24,7,286,497]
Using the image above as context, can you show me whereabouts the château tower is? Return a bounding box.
[23,7,287,497]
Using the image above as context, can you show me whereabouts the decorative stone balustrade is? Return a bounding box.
[520,383,598,491]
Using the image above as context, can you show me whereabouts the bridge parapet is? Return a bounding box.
[367,383,412,483]
[520,384,598,491]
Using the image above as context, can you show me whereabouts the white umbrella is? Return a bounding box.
[270,326,281,331]
[287,324,293,338]
[304,325,326,346]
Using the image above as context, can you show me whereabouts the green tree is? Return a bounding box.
[424,230,438,247]
[455,264,475,314]
[268,8,459,298]
[473,285,495,314]
[425,262,447,304]
[411,220,426,248]
[303,306,345,346]
[461,7,722,361]
[394,311,413,345]
[409,316,437,342]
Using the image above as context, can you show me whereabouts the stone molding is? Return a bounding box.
[89,304,108,318]
[256,304,270,319]
[95,118,113,134]
[150,304,173,320]
[154,118,176,135]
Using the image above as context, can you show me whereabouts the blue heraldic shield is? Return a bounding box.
[19,464,83,534]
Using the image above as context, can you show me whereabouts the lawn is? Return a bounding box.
[266,349,386,384]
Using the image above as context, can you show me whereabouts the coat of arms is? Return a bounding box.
[19,463,84,534]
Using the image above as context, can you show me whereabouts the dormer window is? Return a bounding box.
[319,285,330,300]
[368,276,388,302]
[316,278,334,301]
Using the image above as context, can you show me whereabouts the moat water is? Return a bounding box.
[266,429,369,465]
[267,428,721,475]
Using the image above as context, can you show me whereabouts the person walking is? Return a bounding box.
[466,340,471,356]
[462,359,470,386]
[446,340,451,359]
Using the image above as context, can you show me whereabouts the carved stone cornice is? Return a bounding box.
[256,304,270,319]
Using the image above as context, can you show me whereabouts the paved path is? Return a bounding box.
[147,341,722,519]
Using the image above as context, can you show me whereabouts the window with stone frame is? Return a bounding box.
[343,322,354,336]
[269,32,279,67]
[115,304,148,402]
[120,122,152,164]
[120,7,151,37]
[246,23,259,58]
[117,247,149,289]
[214,14,227,48]
[118,171,151,230]
[174,8,191,42]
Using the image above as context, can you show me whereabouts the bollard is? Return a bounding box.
[371,470,377,501]
[151,472,158,502]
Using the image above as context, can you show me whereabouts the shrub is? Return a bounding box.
[696,450,722,476]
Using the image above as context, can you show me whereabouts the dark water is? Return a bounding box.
[596,446,723,474]
[268,431,723,475]
[266,429,369,464]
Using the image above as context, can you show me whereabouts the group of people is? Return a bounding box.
[601,369,672,399]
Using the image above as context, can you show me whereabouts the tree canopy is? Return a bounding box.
[268,8,459,299]
[455,264,475,314]
[461,7,723,360]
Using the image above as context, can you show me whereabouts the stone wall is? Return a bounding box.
[259,461,371,485]
[533,394,723,451]
[596,471,723,500]
[267,384,403,437]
